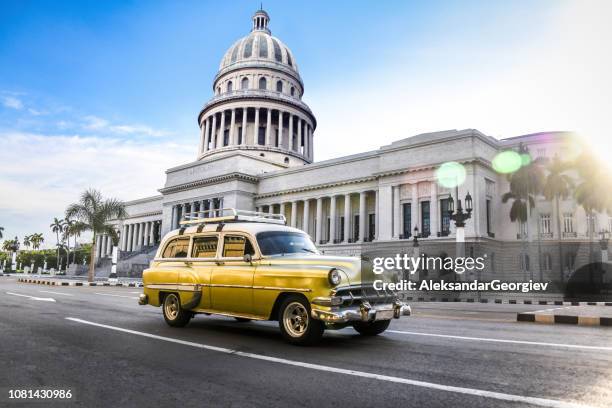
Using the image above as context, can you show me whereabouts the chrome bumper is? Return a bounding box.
[311,300,411,324]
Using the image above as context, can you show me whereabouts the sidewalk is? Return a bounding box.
[15,277,143,288]
[517,305,612,327]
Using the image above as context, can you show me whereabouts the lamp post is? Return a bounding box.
[10,236,19,273]
[447,189,473,278]
[412,226,420,281]
[600,229,610,263]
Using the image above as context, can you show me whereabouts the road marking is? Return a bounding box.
[6,292,56,302]
[129,291,141,294]
[65,317,592,408]
[94,293,139,300]
[531,306,572,314]
[387,330,612,352]
[39,290,74,296]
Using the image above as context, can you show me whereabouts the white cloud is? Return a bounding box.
[81,115,170,137]
[83,115,109,130]
[0,131,190,248]
[1,96,23,110]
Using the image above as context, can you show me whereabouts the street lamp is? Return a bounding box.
[448,189,472,279]
[599,229,610,263]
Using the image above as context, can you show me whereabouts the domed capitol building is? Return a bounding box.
[94,10,609,289]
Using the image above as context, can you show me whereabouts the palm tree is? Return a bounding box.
[0,226,4,240]
[66,221,83,265]
[30,233,44,250]
[2,239,14,252]
[63,219,75,266]
[50,218,65,270]
[65,189,126,282]
[502,144,544,279]
[22,234,31,250]
[542,155,574,281]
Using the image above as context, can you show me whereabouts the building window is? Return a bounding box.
[276,80,283,92]
[223,129,229,146]
[421,201,430,237]
[284,157,289,164]
[257,126,266,145]
[226,81,233,93]
[241,77,248,90]
[353,215,360,242]
[541,253,552,271]
[520,253,530,272]
[339,216,345,242]
[258,34,268,58]
[259,77,267,90]
[272,38,282,62]
[402,203,411,238]
[586,213,597,235]
[564,252,576,271]
[440,198,450,236]
[486,199,493,236]
[563,213,574,233]
[290,86,295,96]
[368,213,376,241]
[540,214,551,234]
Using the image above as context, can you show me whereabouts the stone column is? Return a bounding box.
[329,195,337,244]
[297,118,303,155]
[107,234,114,256]
[308,126,314,160]
[378,185,393,241]
[359,191,367,242]
[126,224,132,251]
[100,235,107,258]
[430,181,439,237]
[290,201,297,227]
[253,107,260,145]
[139,223,145,248]
[393,185,400,239]
[344,193,351,243]
[303,199,310,237]
[288,114,294,151]
[130,224,135,251]
[304,125,309,159]
[120,225,127,251]
[278,110,284,147]
[280,202,286,220]
[203,117,210,152]
[95,236,101,259]
[375,189,380,240]
[210,113,217,150]
[208,199,214,217]
[265,108,272,146]
[229,108,236,145]
[172,205,179,229]
[241,107,247,145]
[268,204,274,214]
[218,110,226,147]
[143,221,149,247]
[182,203,188,224]
[411,184,419,235]
[315,197,323,244]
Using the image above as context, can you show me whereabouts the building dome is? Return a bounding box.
[197,9,316,167]
[217,10,301,84]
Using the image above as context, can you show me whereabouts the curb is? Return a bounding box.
[403,296,612,306]
[517,313,612,327]
[17,278,142,288]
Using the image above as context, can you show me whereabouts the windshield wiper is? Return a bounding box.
[300,248,316,254]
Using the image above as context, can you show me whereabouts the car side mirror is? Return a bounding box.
[243,253,253,264]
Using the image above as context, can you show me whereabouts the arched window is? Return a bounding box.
[241,77,249,90]
[276,80,283,92]
[284,157,289,164]
[290,87,295,96]
[259,77,267,90]
[227,81,233,93]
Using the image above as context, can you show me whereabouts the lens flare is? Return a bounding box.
[492,151,522,174]
[435,161,466,188]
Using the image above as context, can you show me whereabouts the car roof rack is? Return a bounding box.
[179,208,286,226]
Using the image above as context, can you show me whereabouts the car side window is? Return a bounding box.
[222,235,255,258]
[162,238,190,258]
[192,236,219,258]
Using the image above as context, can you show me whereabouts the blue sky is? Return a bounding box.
[1,1,610,247]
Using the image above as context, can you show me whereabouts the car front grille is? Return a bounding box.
[334,284,398,307]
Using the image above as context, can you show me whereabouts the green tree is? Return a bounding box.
[65,189,126,282]
[50,218,65,270]
[0,226,4,240]
[542,155,574,281]
[30,233,45,250]
[23,235,31,250]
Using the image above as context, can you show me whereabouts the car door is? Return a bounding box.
[210,233,256,315]
[184,234,219,309]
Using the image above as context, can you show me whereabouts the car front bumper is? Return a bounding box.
[311,300,411,324]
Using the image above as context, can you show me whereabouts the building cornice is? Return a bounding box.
[159,172,259,194]
[255,176,377,199]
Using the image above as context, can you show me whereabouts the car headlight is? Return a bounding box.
[328,268,342,286]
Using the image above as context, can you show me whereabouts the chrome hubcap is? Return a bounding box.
[164,294,179,320]
[283,302,308,337]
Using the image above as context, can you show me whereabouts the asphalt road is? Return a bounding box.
[1,277,611,408]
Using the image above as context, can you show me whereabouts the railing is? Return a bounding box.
[540,232,553,239]
[562,231,577,238]
[180,208,286,226]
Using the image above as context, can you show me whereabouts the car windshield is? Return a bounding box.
[256,231,319,256]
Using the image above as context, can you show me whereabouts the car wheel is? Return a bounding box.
[278,295,324,345]
[162,293,191,327]
[234,317,251,322]
[353,320,391,336]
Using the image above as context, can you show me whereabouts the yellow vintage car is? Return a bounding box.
[139,209,411,345]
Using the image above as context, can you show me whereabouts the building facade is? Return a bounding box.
[97,10,610,290]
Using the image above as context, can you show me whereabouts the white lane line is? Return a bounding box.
[129,291,141,294]
[39,290,74,296]
[6,292,56,302]
[531,306,572,314]
[65,317,591,408]
[387,330,612,352]
[94,293,138,300]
